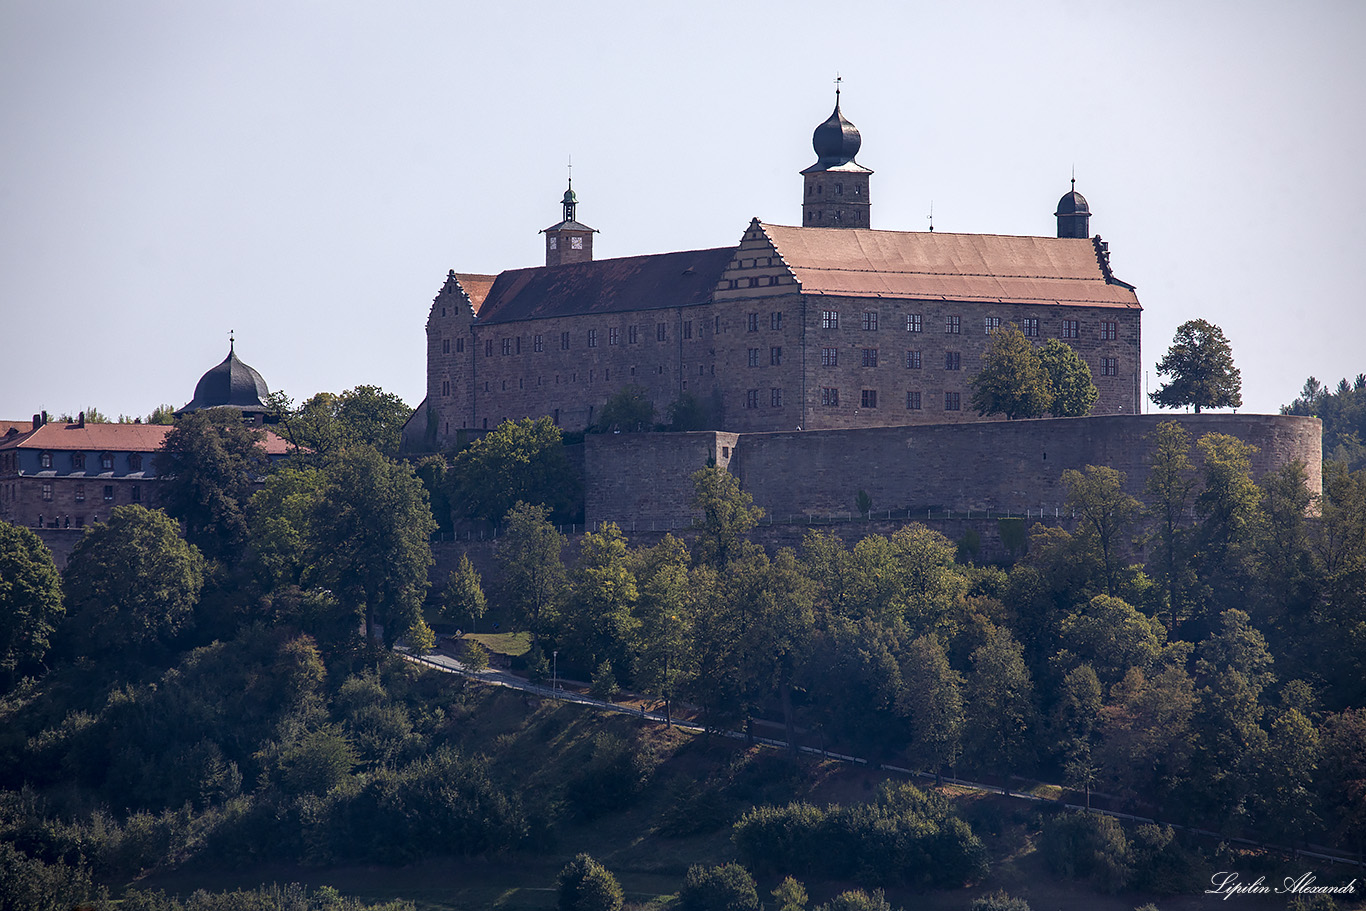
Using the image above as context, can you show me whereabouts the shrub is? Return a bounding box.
[556,853,623,911]
[678,863,759,911]
[817,889,894,911]
[566,733,650,820]
[1040,811,1131,892]
[589,661,619,700]
[970,891,1032,911]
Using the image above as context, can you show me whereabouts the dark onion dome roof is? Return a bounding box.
[179,341,270,413]
[1055,181,1091,216]
[811,95,862,167]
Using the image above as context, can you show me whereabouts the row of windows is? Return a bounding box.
[475,323,679,357]
[742,389,785,409]
[746,311,784,331]
[39,481,136,503]
[34,452,130,471]
[819,348,1120,375]
[746,347,783,366]
[819,310,1120,340]
[806,181,863,197]
[804,209,867,226]
[819,389,963,411]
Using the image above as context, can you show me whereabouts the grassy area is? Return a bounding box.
[463,631,532,657]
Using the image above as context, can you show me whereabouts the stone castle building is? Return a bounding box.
[408,93,1142,448]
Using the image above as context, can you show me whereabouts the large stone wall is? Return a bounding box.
[585,414,1322,528]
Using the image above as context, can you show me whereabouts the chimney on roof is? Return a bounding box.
[78,412,85,428]
[33,412,45,428]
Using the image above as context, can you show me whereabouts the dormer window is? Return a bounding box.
[129,454,142,472]
[72,452,85,470]
[39,452,52,469]
[100,453,114,470]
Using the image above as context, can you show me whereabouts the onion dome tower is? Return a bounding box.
[1055,179,1092,238]
[542,177,597,266]
[177,335,272,423]
[800,86,873,229]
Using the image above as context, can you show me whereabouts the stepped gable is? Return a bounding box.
[474,246,737,324]
[449,272,497,315]
[759,223,1141,309]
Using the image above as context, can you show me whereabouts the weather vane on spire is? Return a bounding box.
[229,329,235,351]
[927,201,934,233]
[834,73,842,99]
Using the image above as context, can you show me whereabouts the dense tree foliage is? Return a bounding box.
[968,326,1053,420]
[1150,319,1242,413]
[449,417,580,523]
[1037,339,1099,417]
[0,521,63,683]
[1282,373,1366,470]
[556,853,624,911]
[270,385,412,460]
[593,385,655,433]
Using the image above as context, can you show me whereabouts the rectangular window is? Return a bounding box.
[770,388,783,407]
[657,322,667,341]
[131,485,141,503]
[905,350,922,369]
[945,392,962,411]
[748,313,759,332]
[1101,320,1118,340]
[39,452,52,469]
[442,338,450,354]
[770,347,783,366]
[1022,318,1039,337]
[821,347,838,367]
[683,320,693,339]
[1061,319,1080,339]
[906,314,922,333]
[502,338,513,355]
[822,310,839,330]
[103,485,114,501]
[907,391,922,410]
[748,348,760,367]
[72,452,85,470]
[456,337,465,353]
[101,454,113,470]
[561,332,570,350]
[608,327,618,345]
[862,311,878,331]
[1101,357,1119,376]
[946,315,961,334]
[587,329,597,348]
[862,348,879,367]
[770,311,783,330]
[861,389,878,408]
[442,380,450,396]
[74,483,85,502]
[985,316,1002,335]
[41,482,52,501]
[746,389,759,409]
[629,325,638,344]
[945,351,961,370]
[821,387,840,407]
[534,334,544,352]
[485,339,494,357]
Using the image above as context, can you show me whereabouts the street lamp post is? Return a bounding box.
[553,650,558,693]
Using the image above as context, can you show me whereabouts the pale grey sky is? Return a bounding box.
[2,0,1363,421]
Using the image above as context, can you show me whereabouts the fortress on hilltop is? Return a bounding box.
[405,93,1321,521]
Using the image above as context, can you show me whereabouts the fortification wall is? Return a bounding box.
[585,414,1321,527]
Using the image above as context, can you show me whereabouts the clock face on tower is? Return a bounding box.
[571,236,584,250]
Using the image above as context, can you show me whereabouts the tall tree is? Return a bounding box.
[1061,465,1141,597]
[968,326,1053,420]
[963,624,1037,788]
[594,385,655,432]
[270,386,412,460]
[1189,433,1263,626]
[1037,339,1098,417]
[450,417,580,523]
[0,521,64,683]
[630,534,695,724]
[900,633,964,783]
[155,408,268,563]
[1144,421,1198,632]
[310,446,435,647]
[1149,318,1242,413]
[691,466,764,568]
[442,553,487,633]
[495,501,567,639]
[246,466,327,592]
[553,522,639,677]
[63,505,205,654]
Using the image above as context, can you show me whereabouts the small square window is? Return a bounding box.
[100,454,113,470]
[1101,357,1119,376]
[821,347,838,367]
[821,387,840,407]
[1022,318,1039,337]
[907,391,922,410]
[985,316,1002,335]
[945,392,962,411]
[860,389,878,408]
[946,315,961,334]
[1061,319,1080,339]
[862,348,879,368]
[905,350,922,369]
[862,311,878,331]
[945,352,961,371]
[822,310,839,330]
[906,314,922,333]
[1101,320,1118,341]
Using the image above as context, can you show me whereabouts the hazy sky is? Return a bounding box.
[2,0,1363,421]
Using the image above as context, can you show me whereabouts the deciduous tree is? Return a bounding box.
[1038,339,1098,417]
[691,466,763,568]
[1150,318,1242,413]
[1062,465,1141,597]
[0,521,64,682]
[556,853,623,911]
[1144,421,1198,631]
[594,385,654,432]
[968,326,1052,420]
[495,501,567,638]
[450,417,579,523]
[442,554,487,632]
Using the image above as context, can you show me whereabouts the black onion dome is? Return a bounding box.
[181,343,270,412]
[1055,185,1091,216]
[811,97,862,166]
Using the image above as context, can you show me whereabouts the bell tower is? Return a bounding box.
[1055,179,1092,239]
[542,177,597,266]
[800,84,873,229]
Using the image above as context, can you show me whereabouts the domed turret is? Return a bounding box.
[800,88,874,230]
[178,338,271,422]
[543,176,597,266]
[1055,179,1092,238]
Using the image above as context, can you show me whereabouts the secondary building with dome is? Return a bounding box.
[409,92,1143,449]
[1,342,288,532]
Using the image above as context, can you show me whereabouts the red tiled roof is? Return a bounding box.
[1,421,34,437]
[0,422,292,455]
[454,273,497,315]
[475,247,737,324]
[760,223,1141,309]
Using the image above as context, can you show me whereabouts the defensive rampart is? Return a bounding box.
[584,414,1322,528]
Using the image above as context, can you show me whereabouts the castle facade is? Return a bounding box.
[411,95,1141,447]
